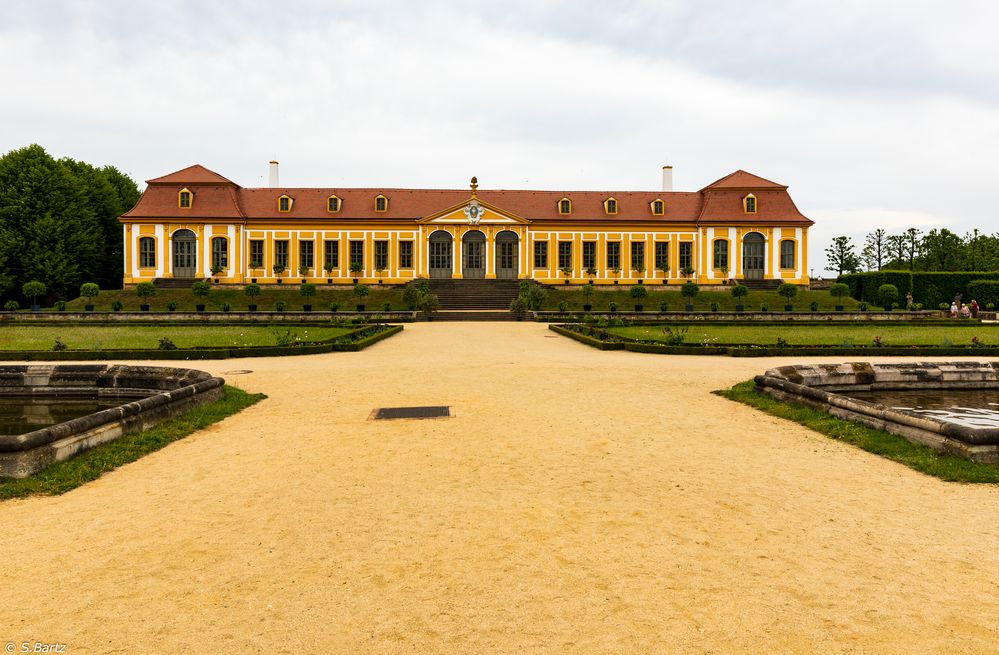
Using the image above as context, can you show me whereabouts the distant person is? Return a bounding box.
[970,299,979,318]
[960,304,972,318]
[950,302,958,318]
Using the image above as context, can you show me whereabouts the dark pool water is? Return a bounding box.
[0,398,123,436]
[843,389,999,429]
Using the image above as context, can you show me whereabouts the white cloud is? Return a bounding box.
[1,0,998,275]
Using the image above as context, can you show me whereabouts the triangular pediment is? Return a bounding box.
[417,197,531,225]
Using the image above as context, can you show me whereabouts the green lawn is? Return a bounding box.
[716,381,999,483]
[0,325,354,350]
[542,286,864,312]
[58,285,407,312]
[607,323,996,346]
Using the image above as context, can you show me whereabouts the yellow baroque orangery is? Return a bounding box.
[120,163,812,286]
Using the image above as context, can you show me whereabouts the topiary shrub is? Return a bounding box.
[681,281,699,300]
[244,283,261,298]
[4,300,19,311]
[191,280,211,297]
[877,284,899,309]
[22,280,46,306]
[111,300,124,312]
[730,284,748,299]
[629,284,647,299]
[80,282,100,301]
[300,282,317,298]
[136,282,156,300]
[777,283,798,301]
[829,283,850,303]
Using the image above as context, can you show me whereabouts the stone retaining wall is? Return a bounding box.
[755,362,999,463]
[0,365,224,478]
[0,311,416,323]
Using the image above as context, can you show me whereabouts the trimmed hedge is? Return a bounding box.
[967,280,999,307]
[548,325,625,350]
[839,271,999,306]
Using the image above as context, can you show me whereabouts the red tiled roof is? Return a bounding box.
[121,165,812,226]
[701,170,786,190]
[146,164,238,186]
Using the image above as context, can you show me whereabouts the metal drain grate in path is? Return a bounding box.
[370,406,452,420]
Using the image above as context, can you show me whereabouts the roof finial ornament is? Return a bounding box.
[470,176,478,198]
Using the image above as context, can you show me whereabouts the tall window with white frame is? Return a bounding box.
[607,242,621,270]
[374,241,388,270]
[211,237,228,270]
[300,240,314,271]
[249,240,264,268]
[654,241,669,275]
[399,241,413,269]
[780,240,795,269]
[139,237,156,268]
[349,240,364,269]
[534,241,548,269]
[274,240,288,269]
[582,241,596,271]
[713,239,728,271]
[558,241,572,270]
[631,242,644,272]
[324,240,339,272]
[679,242,692,272]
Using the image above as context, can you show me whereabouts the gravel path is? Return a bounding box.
[2,322,997,654]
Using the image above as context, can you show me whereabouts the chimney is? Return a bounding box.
[661,165,673,192]
[268,160,280,188]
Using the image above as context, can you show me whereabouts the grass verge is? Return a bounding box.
[0,386,266,500]
[714,380,999,484]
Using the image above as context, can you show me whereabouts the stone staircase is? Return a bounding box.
[425,279,521,310]
[740,279,781,290]
[153,277,205,289]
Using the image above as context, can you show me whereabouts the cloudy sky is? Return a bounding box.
[3,0,997,275]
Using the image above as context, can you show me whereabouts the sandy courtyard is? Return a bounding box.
[2,322,998,654]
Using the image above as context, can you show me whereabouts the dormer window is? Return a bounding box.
[651,199,664,215]
[327,195,341,213]
[178,189,192,208]
[604,198,618,215]
[558,198,572,215]
[278,195,292,212]
[375,195,388,212]
[743,194,757,214]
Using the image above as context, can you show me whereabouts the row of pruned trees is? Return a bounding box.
[826,228,999,275]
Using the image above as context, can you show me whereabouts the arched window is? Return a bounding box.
[211,237,228,270]
[327,195,341,212]
[178,189,192,208]
[713,239,729,270]
[278,195,292,212]
[558,198,572,215]
[780,240,796,269]
[139,237,156,267]
[604,198,618,215]
[375,195,388,212]
[651,199,664,215]
[743,194,757,214]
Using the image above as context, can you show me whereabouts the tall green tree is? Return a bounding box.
[918,228,963,271]
[902,227,922,270]
[861,228,888,271]
[825,235,861,275]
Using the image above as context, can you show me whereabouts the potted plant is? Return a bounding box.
[300,281,316,311]
[877,283,899,312]
[859,301,868,312]
[166,301,177,312]
[658,263,670,284]
[353,283,369,312]
[272,263,286,283]
[760,303,770,313]
[659,300,669,313]
[191,280,211,312]
[211,264,224,283]
[710,301,720,312]
[610,267,621,284]
[350,261,363,283]
[731,283,748,312]
[681,266,695,279]
[810,301,819,312]
[324,263,336,284]
[419,292,440,320]
[375,264,386,283]
[558,300,568,313]
[609,301,618,313]
[777,283,797,312]
[221,302,231,312]
[330,302,340,313]
[275,300,286,312]
[80,282,99,312]
[560,266,572,284]
[299,264,310,279]
[681,280,699,312]
[22,280,46,312]
[630,284,647,312]
[718,265,730,284]
[4,300,19,312]
[581,282,594,312]
[633,264,645,283]
[135,281,156,311]
[111,300,123,312]
[55,301,66,312]
[244,282,261,311]
[585,266,597,278]
[830,283,849,312]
